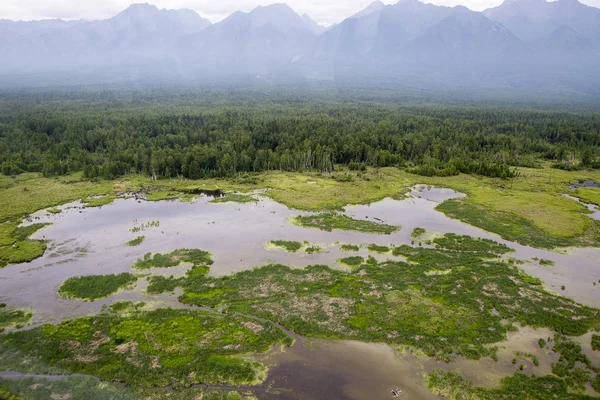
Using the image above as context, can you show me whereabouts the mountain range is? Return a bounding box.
[1,0,599,94]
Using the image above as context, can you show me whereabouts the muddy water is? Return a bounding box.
[0,186,599,398]
[251,338,438,400]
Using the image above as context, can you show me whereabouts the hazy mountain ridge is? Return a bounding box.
[484,0,600,41]
[0,0,599,94]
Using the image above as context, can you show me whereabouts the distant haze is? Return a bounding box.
[1,0,600,102]
[3,0,600,25]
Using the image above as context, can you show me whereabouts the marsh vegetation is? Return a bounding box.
[142,241,600,362]
[126,236,145,247]
[426,334,600,398]
[0,309,289,387]
[293,213,398,234]
[210,194,257,204]
[0,309,31,332]
[0,223,48,268]
[59,273,138,301]
[268,241,302,252]
[133,249,213,270]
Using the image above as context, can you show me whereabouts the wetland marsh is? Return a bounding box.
[0,177,599,399]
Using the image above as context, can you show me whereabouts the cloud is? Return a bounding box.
[1,0,599,25]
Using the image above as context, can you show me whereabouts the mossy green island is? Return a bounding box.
[126,236,146,247]
[268,240,303,252]
[59,273,138,301]
[293,213,398,234]
[133,249,213,270]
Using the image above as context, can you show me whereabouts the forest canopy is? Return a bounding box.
[0,91,599,180]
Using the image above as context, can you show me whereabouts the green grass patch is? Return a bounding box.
[437,199,600,249]
[0,241,46,266]
[210,194,257,204]
[147,276,183,294]
[59,273,138,301]
[367,244,390,253]
[0,308,289,387]
[411,227,426,238]
[133,249,213,270]
[82,195,116,208]
[340,244,360,252]
[46,208,61,214]
[338,256,364,267]
[108,301,146,313]
[540,258,556,266]
[0,309,32,332]
[293,213,398,234]
[0,223,50,268]
[522,275,543,286]
[0,384,23,400]
[433,233,513,254]
[269,240,302,252]
[0,223,17,247]
[593,334,600,351]
[0,172,117,224]
[126,236,145,247]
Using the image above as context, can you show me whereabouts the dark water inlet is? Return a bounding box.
[570,180,600,189]
[179,188,225,198]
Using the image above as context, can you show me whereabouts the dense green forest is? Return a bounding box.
[1,91,599,180]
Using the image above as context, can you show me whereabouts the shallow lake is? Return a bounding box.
[0,186,599,398]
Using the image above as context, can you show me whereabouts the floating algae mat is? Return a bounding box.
[0,188,599,399]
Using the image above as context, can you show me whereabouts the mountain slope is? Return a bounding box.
[182,3,317,74]
[484,0,600,42]
[0,4,212,73]
[0,0,598,93]
[314,0,528,67]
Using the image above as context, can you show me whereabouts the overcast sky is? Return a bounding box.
[2,0,600,25]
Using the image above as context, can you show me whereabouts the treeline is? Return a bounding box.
[0,93,599,180]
